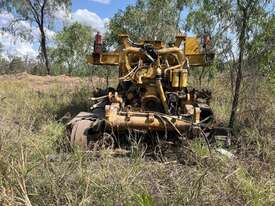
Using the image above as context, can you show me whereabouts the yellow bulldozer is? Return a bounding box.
[67,33,230,150]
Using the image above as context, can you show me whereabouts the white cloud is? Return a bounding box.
[0,8,107,59]
[0,12,36,59]
[89,0,111,4]
[0,11,31,31]
[54,6,71,22]
[0,12,56,60]
[54,8,108,32]
[0,12,13,27]
[31,27,56,42]
[70,9,109,32]
[0,32,37,59]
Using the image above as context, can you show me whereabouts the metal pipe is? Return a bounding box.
[105,108,191,132]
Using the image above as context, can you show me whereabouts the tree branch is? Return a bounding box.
[40,0,47,28]
[25,0,41,25]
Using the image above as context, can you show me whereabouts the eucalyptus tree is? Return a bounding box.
[186,0,272,129]
[0,0,71,74]
[247,15,275,81]
[105,0,187,47]
[50,22,94,75]
[0,42,3,57]
[176,0,188,29]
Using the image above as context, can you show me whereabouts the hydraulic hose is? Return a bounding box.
[156,67,169,114]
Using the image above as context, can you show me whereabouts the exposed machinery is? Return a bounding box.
[67,32,229,150]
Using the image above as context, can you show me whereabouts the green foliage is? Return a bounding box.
[185,1,235,84]
[186,0,273,128]
[0,0,71,74]
[247,15,275,80]
[0,0,71,41]
[189,138,210,158]
[186,0,272,66]
[186,0,233,54]
[0,42,3,56]
[235,167,273,206]
[2,57,26,74]
[1,0,71,26]
[50,22,94,75]
[134,190,155,206]
[105,0,184,47]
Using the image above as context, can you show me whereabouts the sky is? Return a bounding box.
[0,0,137,59]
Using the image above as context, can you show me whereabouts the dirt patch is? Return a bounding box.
[0,72,107,91]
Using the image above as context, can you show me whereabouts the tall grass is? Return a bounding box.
[0,75,274,205]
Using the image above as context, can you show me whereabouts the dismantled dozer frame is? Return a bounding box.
[67,33,230,150]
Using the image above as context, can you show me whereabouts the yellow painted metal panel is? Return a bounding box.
[185,37,201,55]
[86,53,120,65]
[186,54,205,66]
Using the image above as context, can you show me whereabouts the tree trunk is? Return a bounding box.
[228,14,247,129]
[199,67,206,89]
[67,62,72,76]
[68,68,72,76]
[40,26,50,75]
[230,66,235,97]
[176,11,181,31]
[106,67,109,88]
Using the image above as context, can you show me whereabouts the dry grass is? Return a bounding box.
[0,73,274,205]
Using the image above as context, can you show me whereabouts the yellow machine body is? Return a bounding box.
[66,32,232,151]
[83,34,215,133]
[87,34,213,87]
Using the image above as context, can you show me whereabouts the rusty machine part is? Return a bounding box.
[67,33,230,150]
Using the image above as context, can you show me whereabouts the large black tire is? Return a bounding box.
[70,120,92,150]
